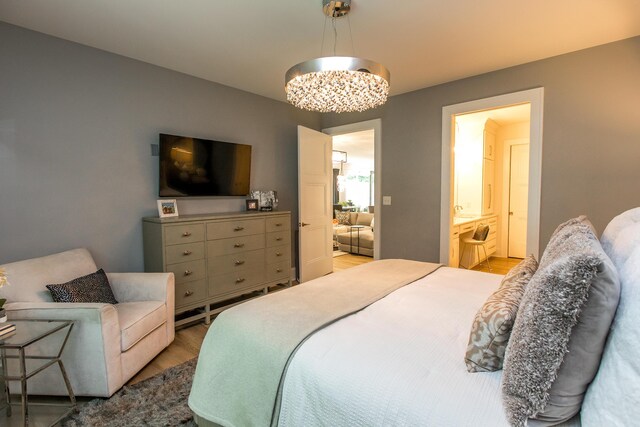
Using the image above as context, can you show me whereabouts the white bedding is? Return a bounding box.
[278,267,517,426]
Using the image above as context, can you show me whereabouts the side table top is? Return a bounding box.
[0,320,73,349]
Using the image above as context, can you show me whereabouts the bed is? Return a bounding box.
[189,208,640,427]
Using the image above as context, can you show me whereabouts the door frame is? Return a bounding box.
[323,119,382,260]
[501,138,529,258]
[439,88,544,263]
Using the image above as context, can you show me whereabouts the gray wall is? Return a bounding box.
[0,22,320,271]
[323,36,640,261]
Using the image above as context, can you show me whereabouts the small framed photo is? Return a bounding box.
[246,199,259,211]
[157,199,179,218]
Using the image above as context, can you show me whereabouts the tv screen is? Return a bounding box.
[159,133,252,197]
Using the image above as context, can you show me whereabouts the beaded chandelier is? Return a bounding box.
[285,1,390,113]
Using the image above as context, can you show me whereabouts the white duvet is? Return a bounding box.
[278,267,510,427]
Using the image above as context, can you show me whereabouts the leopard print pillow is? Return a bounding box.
[46,268,118,304]
[335,210,351,225]
[464,255,538,372]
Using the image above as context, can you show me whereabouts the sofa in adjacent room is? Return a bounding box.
[334,212,375,257]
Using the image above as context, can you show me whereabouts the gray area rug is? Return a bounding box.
[62,358,197,427]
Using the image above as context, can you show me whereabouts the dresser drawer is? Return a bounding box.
[266,217,290,233]
[451,226,460,238]
[266,245,290,265]
[486,238,497,255]
[165,242,205,265]
[267,260,290,282]
[209,269,265,297]
[460,222,476,234]
[175,279,207,308]
[166,259,206,285]
[165,224,205,245]
[266,230,291,248]
[207,219,265,240]
[208,249,265,275]
[207,234,265,257]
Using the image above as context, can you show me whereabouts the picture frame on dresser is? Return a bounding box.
[157,199,179,218]
[246,199,259,211]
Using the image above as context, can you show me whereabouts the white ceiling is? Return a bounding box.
[333,129,374,170]
[1,1,639,103]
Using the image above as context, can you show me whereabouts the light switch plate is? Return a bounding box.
[383,196,392,205]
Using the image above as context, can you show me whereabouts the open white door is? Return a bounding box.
[298,125,333,282]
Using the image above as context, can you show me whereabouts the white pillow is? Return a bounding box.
[581,208,640,426]
[599,207,640,266]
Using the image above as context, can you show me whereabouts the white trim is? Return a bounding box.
[323,119,382,260]
[440,88,544,264]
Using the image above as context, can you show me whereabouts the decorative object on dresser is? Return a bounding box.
[249,190,278,211]
[143,211,292,327]
[157,199,179,218]
[245,199,259,211]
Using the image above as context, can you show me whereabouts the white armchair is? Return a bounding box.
[0,248,175,397]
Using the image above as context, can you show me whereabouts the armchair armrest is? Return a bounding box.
[4,301,123,396]
[107,272,175,344]
[107,272,174,302]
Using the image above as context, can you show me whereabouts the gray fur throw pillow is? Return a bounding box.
[502,217,620,426]
[465,254,538,372]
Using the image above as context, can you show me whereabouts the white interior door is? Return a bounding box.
[298,126,333,282]
[508,144,529,258]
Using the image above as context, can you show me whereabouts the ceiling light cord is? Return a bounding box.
[347,14,355,56]
[321,15,328,56]
[332,17,338,56]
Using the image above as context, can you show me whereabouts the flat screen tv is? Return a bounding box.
[159,133,252,197]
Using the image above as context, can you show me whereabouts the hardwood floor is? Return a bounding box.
[333,253,374,272]
[471,256,521,275]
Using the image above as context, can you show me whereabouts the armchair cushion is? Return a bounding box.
[46,268,118,304]
[116,301,166,351]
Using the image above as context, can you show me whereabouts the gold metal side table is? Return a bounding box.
[0,319,76,426]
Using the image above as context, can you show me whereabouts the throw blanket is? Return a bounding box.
[188,259,441,427]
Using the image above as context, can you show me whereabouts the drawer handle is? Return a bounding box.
[234,243,245,248]
[182,231,192,237]
[183,250,192,256]
[276,237,283,241]
[276,268,283,273]
[276,252,282,257]
[275,223,282,227]
[236,277,245,284]
[184,290,194,297]
[184,270,193,276]
[235,260,245,266]
[234,226,244,231]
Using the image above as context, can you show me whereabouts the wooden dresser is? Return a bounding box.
[142,211,291,327]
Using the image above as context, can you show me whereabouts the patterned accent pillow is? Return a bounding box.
[335,210,351,225]
[464,255,538,372]
[46,269,118,304]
